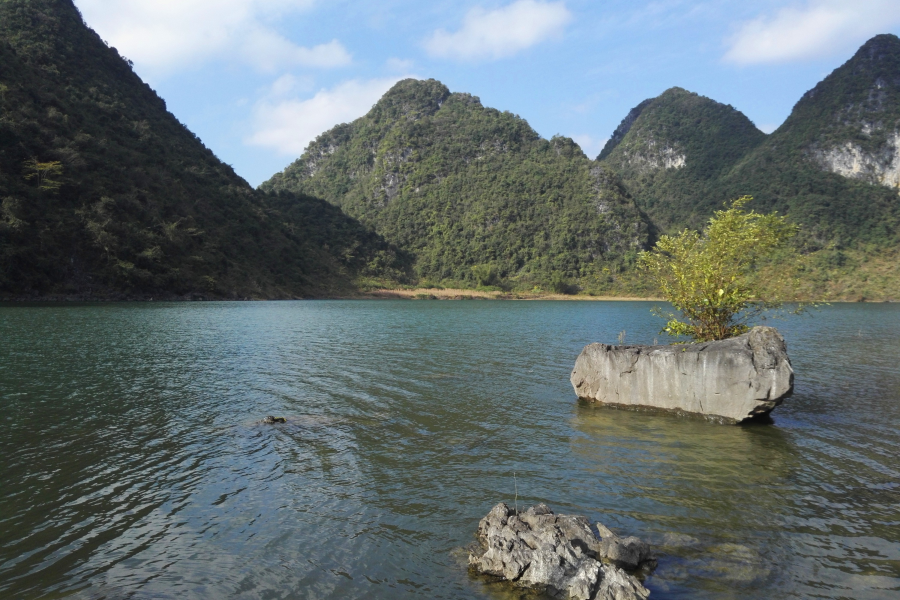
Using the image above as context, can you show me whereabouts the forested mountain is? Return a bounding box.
[597,87,767,231]
[3,0,897,300]
[718,34,900,249]
[587,34,900,299]
[264,48,900,298]
[0,0,407,299]
[262,79,651,290]
[599,35,900,250]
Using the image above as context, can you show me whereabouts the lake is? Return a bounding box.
[0,300,898,599]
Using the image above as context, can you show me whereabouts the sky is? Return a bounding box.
[73,0,900,187]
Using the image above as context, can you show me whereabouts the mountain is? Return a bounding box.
[0,0,407,299]
[599,36,900,251]
[263,48,900,299]
[597,87,766,231]
[718,34,900,249]
[771,33,900,187]
[262,79,651,291]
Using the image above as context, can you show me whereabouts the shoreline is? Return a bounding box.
[360,288,657,301]
[0,288,894,303]
[360,288,898,302]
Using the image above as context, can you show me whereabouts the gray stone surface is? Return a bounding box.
[598,536,654,571]
[570,326,793,423]
[468,503,652,600]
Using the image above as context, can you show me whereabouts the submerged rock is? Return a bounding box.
[468,503,652,600]
[570,326,793,423]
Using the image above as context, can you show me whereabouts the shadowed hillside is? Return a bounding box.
[0,0,408,299]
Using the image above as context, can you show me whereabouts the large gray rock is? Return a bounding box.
[468,503,652,600]
[570,326,793,423]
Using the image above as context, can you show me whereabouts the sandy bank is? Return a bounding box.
[362,288,657,301]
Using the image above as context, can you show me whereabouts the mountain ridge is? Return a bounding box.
[0,0,408,299]
[2,1,898,300]
[262,79,651,291]
[596,87,767,231]
[264,35,900,299]
[716,33,900,248]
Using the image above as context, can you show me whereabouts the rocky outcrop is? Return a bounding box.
[570,326,793,423]
[468,503,653,600]
[813,130,900,191]
[618,139,687,173]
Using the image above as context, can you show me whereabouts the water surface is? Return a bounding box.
[1,301,898,599]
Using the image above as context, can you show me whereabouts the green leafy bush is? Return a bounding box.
[639,197,802,341]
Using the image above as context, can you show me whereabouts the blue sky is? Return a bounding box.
[74,0,900,187]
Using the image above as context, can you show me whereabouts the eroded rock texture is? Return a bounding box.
[468,503,652,600]
[570,326,793,423]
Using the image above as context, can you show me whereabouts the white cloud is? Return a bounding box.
[74,0,351,73]
[425,0,572,61]
[724,0,900,65]
[240,34,351,71]
[247,77,409,156]
[267,74,315,98]
[571,134,608,159]
[386,57,416,72]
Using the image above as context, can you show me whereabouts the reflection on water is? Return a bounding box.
[0,301,898,599]
[570,407,796,597]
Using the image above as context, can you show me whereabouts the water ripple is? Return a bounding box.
[0,301,898,599]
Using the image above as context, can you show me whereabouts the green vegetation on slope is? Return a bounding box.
[0,0,407,298]
[598,87,767,232]
[263,79,651,292]
[600,38,900,251]
[775,34,900,154]
[716,34,900,250]
[591,37,900,300]
[4,1,897,301]
[264,53,900,300]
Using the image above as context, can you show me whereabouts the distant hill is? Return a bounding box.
[5,0,896,300]
[591,35,900,299]
[262,79,651,291]
[263,47,900,299]
[599,36,900,249]
[718,34,900,249]
[597,87,766,231]
[0,0,407,299]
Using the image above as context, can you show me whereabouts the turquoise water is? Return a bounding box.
[0,301,898,599]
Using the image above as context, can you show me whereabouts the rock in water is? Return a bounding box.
[570,326,793,423]
[261,416,286,424]
[598,535,655,571]
[468,503,651,600]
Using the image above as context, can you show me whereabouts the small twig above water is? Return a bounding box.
[514,472,518,514]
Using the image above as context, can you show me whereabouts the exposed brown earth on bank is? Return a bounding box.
[362,288,657,301]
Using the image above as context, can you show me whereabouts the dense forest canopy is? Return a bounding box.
[262,79,652,292]
[0,0,408,299]
[1,0,898,300]
[264,41,900,300]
